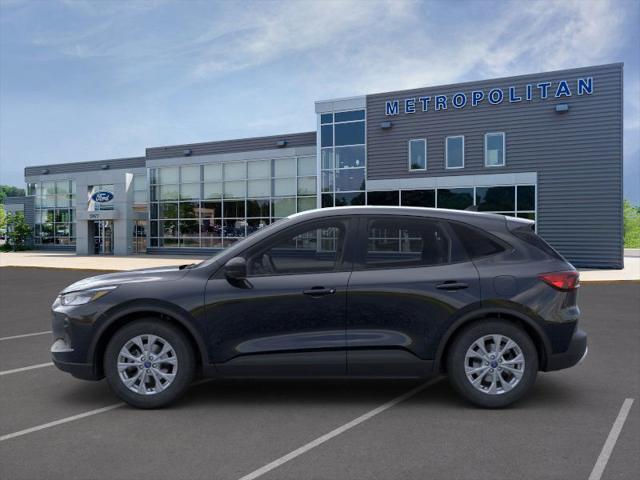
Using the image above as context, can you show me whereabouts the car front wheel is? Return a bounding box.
[447,319,538,408]
[104,319,195,409]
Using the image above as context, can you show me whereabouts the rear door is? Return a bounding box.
[346,215,481,376]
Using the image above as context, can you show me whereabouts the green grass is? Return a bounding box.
[624,199,640,248]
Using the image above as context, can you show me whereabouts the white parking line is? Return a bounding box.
[237,377,443,480]
[0,331,51,341]
[588,398,634,480]
[0,402,125,442]
[0,378,212,442]
[0,362,54,376]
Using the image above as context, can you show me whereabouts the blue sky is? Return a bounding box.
[1,0,639,203]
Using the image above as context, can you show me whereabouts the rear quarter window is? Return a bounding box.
[449,222,507,259]
[511,225,565,261]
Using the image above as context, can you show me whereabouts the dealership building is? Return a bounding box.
[14,63,623,268]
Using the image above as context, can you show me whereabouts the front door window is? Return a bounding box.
[247,221,347,276]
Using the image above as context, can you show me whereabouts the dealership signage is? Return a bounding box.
[384,77,594,115]
[91,191,114,203]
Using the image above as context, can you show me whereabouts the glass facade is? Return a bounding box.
[365,185,536,222]
[149,156,316,248]
[320,109,366,208]
[131,174,148,253]
[32,180,76,245]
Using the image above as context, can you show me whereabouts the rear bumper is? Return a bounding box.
[543,328,587,372]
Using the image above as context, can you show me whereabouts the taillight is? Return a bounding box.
[538,271,580,291]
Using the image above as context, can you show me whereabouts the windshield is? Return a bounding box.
[196,217,290,269]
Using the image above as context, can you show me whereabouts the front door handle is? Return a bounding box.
[303,287,336,297]
[436,281,469,290]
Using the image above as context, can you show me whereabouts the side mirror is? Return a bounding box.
[224,256,247,280]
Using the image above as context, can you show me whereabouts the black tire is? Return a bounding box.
[104,319,195,409]
[446,319,538,408]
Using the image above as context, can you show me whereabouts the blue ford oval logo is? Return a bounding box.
[91,191,114,203]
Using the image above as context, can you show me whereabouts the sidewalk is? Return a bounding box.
[1,250,639,283]
[0,251,208,271]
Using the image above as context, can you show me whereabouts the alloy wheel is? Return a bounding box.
[464,334,525,395]
[117,334,178,395]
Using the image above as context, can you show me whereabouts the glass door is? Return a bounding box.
[93,220,114,255]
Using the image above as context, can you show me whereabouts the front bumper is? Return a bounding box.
[543,328,588,372]
[51,338,101,380]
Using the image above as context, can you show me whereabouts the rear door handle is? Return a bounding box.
[303,287,336,297]
[436,281,469,291]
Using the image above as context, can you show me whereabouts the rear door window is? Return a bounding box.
[364,217,463,269]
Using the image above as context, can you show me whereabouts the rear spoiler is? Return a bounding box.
[506,216,535,231]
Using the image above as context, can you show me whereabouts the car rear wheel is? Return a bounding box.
[447,319,538,408]
[104,319,195,409]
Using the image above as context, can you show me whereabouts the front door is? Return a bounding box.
[346,215,481,376]
[93,220,114,255]
[204,217,355,376]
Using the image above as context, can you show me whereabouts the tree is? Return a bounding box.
[623,199,640,248]
[0,185,26,204]
[6,211,32,251]
[0,205,6,232]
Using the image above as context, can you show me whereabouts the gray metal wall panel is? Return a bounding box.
[24,157,145,177]
[366,63,623,268]
[146,132,316,159]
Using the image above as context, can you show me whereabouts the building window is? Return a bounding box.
[148,156,316,249]
[132,174,147,204]
[319,109,366,207]
[33,179,76,246]
[367,191,400,205]
[437,188,473,209]
[408,139,427,171]
[445,136,464,169]
[475,186,515,213]
[485,132,505,167]
[401,189,435,208]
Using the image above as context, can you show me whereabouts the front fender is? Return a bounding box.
[89,299,210,367]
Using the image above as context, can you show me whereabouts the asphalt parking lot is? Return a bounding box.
[0,267,638,480]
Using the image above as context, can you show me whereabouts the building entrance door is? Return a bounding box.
[93,220,114,255]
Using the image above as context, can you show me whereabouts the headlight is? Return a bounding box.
[59,286,117,306]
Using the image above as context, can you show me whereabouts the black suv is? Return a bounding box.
[51,207,587,408]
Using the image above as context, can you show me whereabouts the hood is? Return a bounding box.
[60,265,190,294]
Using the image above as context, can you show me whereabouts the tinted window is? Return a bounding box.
[367,191,399,205]
[402,189,435,207]
[437,188,473,210]
[517,185,535,211]
[335,122,365,146]
[335,192,365,206]
[248,221,347,276]
[512,225,564,260]
[321,125,333,147]
[335,110,365,122]
[476,186,515,211]
[449,222,506,258]
[320,113,333,124]
[365,217,454,269]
